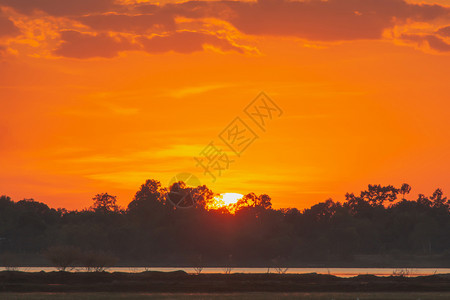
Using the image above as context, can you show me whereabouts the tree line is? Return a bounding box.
[1,180,450,267]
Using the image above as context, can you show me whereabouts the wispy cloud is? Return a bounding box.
[167,83,230,98]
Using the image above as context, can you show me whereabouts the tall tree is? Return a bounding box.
[400,183,412,200]
[91,193,119,213]
[360,184,399,206]
[128,179,164,212]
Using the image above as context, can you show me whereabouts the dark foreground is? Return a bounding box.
[1,271,450,294]
[3,292,450,300]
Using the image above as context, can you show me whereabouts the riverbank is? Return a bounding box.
[3,293,450,300]
[2,267,449,277]
[1,271,450,293]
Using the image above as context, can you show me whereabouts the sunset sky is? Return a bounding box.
[0,0,450,210]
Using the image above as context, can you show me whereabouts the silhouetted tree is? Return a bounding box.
[80,250,118,272]
[1,181,450,267]
[400,183,412,200]
[128,179,165,218]
[417,193,432,207]
[236,193,258,208]
[166,182,214,209]
[430,188,448,208]
[234,193,272,210]
[193,254,204,275]
[257,194,272,209]
[45,246,81,271]
[360,184,399,206]
[192,185,215,209]
[91,193,119,213]
[304,199,337,222]
[167,181,193,208]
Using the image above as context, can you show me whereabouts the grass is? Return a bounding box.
[2,293,450,300]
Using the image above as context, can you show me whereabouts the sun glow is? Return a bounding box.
[208,193,243,211]
[221,193,243,205]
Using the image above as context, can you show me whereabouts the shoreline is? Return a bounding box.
[1,271,450,293]
[1,266,449,278]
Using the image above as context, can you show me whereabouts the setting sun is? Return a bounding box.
[207,193,243,210]
[221,193,243,206]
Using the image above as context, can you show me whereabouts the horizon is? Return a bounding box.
[0,180,442,212]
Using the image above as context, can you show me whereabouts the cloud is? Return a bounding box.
[0,0,119,16]
[0,13,20,38]
[401,33,450,52]
[84,0,450,42]
[128,0,450,41]
[54,30,135,58]
[168,84,230,98]
[219,0,450,41]
[3,0,450,57]
[425,35,450,52]
[436,25,450,37]
[53,30,245,58]
[78,13,176,33]
[139,31,245,54]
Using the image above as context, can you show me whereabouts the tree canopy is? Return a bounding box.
[1,181,450,266]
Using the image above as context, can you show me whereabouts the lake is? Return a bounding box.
[1,267,449,277]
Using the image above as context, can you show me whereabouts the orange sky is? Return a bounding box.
[0,0,450,210]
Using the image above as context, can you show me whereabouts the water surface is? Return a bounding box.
[2,267,449,277]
